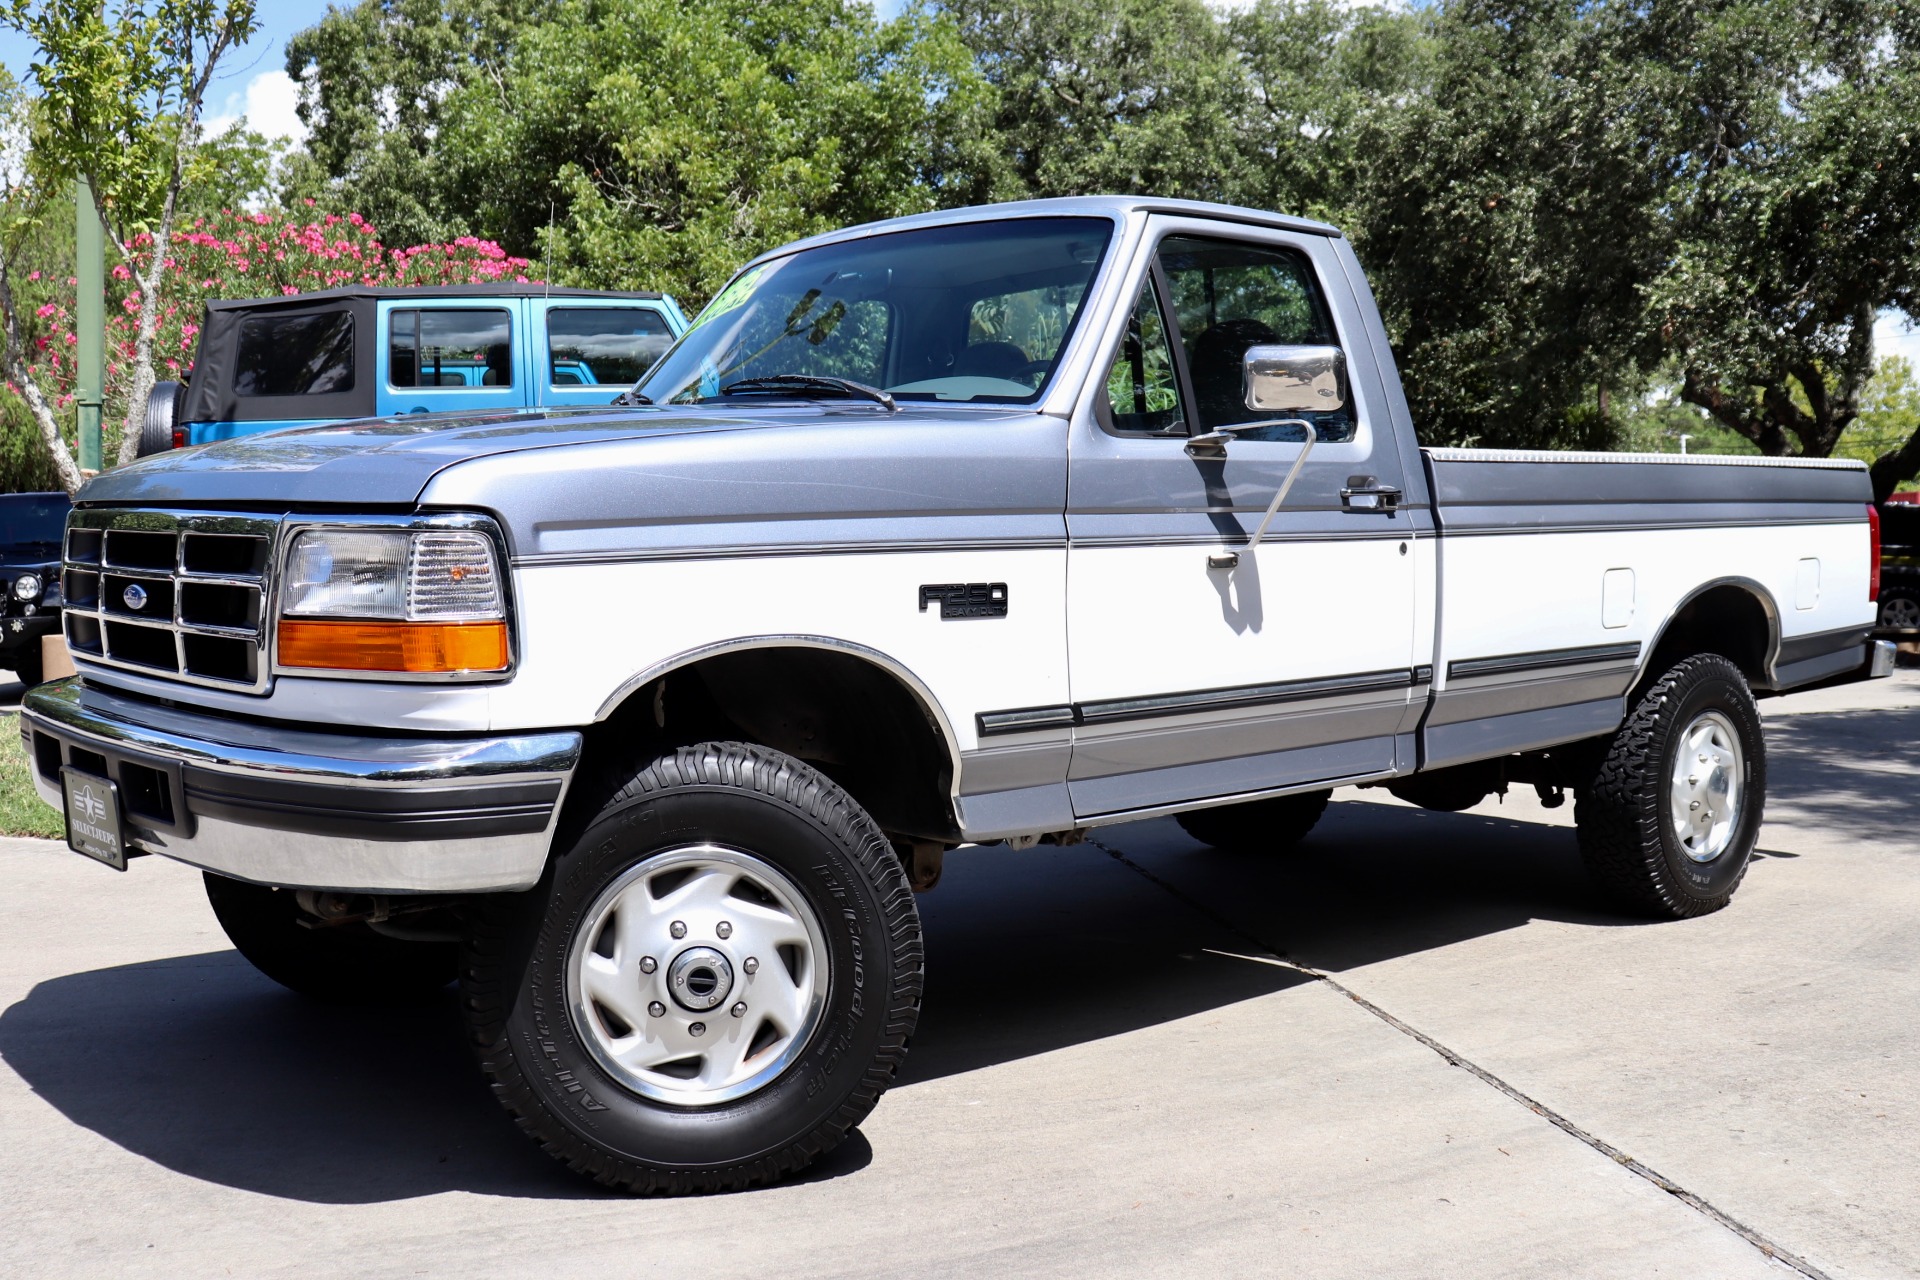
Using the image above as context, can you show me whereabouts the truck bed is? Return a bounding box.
[1417,448,1875,768]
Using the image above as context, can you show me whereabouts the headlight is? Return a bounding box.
[276,528,510,675]
[12,572,41,602]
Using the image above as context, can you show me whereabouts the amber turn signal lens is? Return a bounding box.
[277,619,510,673]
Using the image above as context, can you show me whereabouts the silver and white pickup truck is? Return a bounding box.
[21,196,1896,1193]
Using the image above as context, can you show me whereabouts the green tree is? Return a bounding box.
[1633,0,1920,499]
[284,0,539,248]
[5,0,259,470]
[287,0,991,306]
[1837,357,1920,487]
[935,0,1246,206]
[1347,0,1668,449]
[1224,0,1432,225]
[0,70,86,491]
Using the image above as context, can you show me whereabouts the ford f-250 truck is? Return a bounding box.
[20,197,1896,1194]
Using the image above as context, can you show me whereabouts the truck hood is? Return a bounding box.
[75,407,776,508]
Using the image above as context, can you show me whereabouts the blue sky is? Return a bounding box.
[4,1,1916,367]
[1,2,334,140]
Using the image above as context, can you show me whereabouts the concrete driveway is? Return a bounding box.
[0,673,1915,1279]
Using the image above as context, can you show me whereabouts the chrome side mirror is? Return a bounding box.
[1244,344,1347,413]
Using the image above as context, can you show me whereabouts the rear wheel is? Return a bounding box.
[463,741,922,1194]
[1879,581,1920,630]
[1575,654,1765,918]
[1176,789,1331,852]
[203,872,458,1003]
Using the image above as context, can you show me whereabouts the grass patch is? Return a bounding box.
[0,717,64,839]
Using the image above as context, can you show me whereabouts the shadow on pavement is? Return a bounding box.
[0,779,1818,1205]
[1760,708,1920,847]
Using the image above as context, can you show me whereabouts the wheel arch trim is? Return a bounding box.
[1634,575,1783,690]
[592,634,965,796]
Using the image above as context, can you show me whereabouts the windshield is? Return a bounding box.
[0,494,69,549]
[637,217,1113,406]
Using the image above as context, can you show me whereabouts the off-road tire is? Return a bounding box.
[1575,654,1765,919]
[1176,789,1331,852]
[203,872,459,1003]
[462,741,923,1195]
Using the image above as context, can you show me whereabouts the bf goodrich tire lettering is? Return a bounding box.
[462,742,922,1194]
[1575,654,1766,919]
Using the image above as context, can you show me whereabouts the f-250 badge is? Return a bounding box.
[918,582,1008,620]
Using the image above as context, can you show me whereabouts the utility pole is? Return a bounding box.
[74,177,103,475]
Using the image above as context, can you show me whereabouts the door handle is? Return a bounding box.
[1341,478,1401,513]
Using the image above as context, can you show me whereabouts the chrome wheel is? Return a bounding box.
[1879,593,1920,630]
[1668,710,1744,862]
[567,843,828,1107]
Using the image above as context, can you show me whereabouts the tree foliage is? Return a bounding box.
[1633,0,1920,498]
[10,0,1920,497]
[5,0,259,474]
[289,0,994,304]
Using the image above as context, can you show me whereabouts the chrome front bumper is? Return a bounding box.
[20,678,580,893]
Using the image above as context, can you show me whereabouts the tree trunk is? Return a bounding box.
[1870,429,1920,506]
[113,186,180,467]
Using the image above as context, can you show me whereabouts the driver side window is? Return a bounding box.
[1101,276,1185,434]
[1155,236,1353,443]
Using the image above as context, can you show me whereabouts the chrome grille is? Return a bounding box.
[62,510,277,693]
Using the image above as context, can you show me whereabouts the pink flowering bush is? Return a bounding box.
[21,205,536,435]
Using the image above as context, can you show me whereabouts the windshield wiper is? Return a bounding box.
[718,374,897,412]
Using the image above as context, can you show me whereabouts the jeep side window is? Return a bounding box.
[389,308,514,388]
[233,310,354,397]
[547,307,674,387]
[1155,236,1353,443]
[1101,276,1185,435]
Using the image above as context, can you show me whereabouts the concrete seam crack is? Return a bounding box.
[1090,836,1832,1280]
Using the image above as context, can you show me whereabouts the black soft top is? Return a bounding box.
[181,285,667,425]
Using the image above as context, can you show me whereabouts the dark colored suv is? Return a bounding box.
[0,491,69,687]
[1881,499,1920,631]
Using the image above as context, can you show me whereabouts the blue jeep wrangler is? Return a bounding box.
[140,284,689,452]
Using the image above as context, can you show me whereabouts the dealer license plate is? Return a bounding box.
[62,768,127,871]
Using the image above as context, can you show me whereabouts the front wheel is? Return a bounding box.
[463,742,922,1194]
[1575,654,1766,918]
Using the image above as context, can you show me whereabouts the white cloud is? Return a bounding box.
[1875,308,1920,372]
[202,69,306,144]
